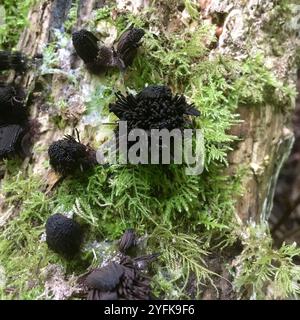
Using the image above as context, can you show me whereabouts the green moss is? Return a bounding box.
[232,222,300,299]
[0,0,38,49]
[84,84,114,117]
[0,167,53,298]
[262,0,296,57]
[184,0,200,20]
[50,99,71,130]
[63,0,79,34]
[39,42,60,75]
[93,6,111,22]
[233,55,297,108]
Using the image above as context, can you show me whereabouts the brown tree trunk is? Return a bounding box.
[204,1,298,223]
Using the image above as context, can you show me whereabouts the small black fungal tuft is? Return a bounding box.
[116,27,145,69]
[85,263,124,292]
[85,254,158,300]
[108,85,200,163]
[72,26,145,74]
[72,30,101,64]
[118,229,137,253]
[0,51,28,73]
[72,29,114,73]
[48,135,97,176]
[0,124,24,158]
[0,84,27,125]
[109,85,200,131]
[0,83,30,158]
[45,213,83,258]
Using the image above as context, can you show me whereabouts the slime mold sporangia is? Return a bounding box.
[48,134,97,176]
[72,26,145,74]
[84,254,159,300]
[0,84,32,158]
[108,85,200,162]
[109,85,200,132]
[118,229,137,253]
[45,213,83,258]
[72,29,110,73]
[0,84,27,125]
[0,51,28,73]
[0,124,25,158]
[115,26,145,70]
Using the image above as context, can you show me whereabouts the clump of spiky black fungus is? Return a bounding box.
[118,229,137,253]
[0,124,24,158]
[109,85,200,131]
[45,213,83,258]
[0,84,27,124]
[84,254,158,300]
[72,26,144,74]
[0,51,28,73]
[0,84,31,159]
[48,135,97,176]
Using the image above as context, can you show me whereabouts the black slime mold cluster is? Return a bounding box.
[85,254,158,300]
[72,26,145,73]
[0,84,27,125]
[109,85,200,131]
[48,135,97,176]
[0,51,28,73]
[0,124,24,158]
[0,50,32,158]
[0,15,203,300]
[116,27,145,68]
[45,213,83,258]
[0,83,29,158]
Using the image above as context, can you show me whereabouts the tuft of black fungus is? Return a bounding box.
[48,135,97,176]
[85,262,124,292]
[85,254,158,300]
[116,27,145,69]
[0,84,27,125]
[72,29,114,73]
[137,84,172,100]
[0,124,24,158]
[0,51,28,73]
[45,213,83,258]
[72,30,102,64]
[118,229,137,253]
[0,83,30,158]
[109,85,200,131]
[72,26,145,73]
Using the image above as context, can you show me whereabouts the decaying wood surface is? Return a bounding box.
[15,0,101,178]
[203,0,298,222]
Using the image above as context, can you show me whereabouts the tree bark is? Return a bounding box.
[204,0,298,223]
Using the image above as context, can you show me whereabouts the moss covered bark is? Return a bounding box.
[0,0,299,300]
